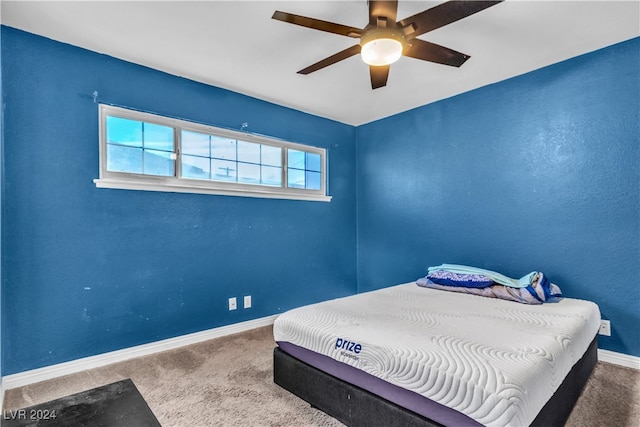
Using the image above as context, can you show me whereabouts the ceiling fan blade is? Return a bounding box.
[369,1,398,27]
[404,38,470,67]
[370,65,390,89]
[272,11,362,38]
[298,44,362,75]
[398,1,502,39]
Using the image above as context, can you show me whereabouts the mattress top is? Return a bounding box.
[274,282,600,426]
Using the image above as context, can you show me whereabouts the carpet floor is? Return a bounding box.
[4,325,640,426]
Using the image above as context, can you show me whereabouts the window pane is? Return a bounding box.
[143,149,174,176]
[143,123,173,152]
[288,149,305,170]
[288,168,305,189]
[237,140,260,164]
[182,130,210,157]
[107,116,142,147]
[182,155,211,180]
[211,136,237,160]
[261,166,282,186]
[107,144,143,173]
[287,148,322,190]
[305,171,321,190]
[262,145,281,167]
[238,163,260,184]
[306,152,321,172]
[212,159,237,182]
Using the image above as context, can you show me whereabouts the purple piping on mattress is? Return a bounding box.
[277,341,483,427]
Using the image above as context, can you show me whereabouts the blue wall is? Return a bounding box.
[0,23,4,385]
[1,27,357,375]
[2,25,639,375]
[356,38,640,357]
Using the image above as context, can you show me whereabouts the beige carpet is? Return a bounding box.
[4,325,640,426]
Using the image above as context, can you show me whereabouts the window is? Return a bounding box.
[94,105,330,201]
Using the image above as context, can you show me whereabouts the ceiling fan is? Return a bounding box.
[272,1,503,89]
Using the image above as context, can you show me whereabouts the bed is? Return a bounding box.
[273,282,600,427]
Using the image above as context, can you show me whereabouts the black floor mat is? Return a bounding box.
[2,379,161,427]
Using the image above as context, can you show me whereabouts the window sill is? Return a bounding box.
[93,178,332,202]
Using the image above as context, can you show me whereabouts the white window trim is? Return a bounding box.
[94,105,332,202]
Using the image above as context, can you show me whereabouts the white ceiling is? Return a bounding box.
[2,1,639,125]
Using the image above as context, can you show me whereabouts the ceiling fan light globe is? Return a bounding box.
[361,38,403,66]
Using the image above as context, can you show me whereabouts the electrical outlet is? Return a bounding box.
[244,295,252,309]
[228,297,237,311]
[599,319,611,336]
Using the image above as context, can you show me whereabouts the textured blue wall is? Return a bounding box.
[1,27,357,375]
[0,23,4,384]
[2,25,639,375]
[356,38,640,356]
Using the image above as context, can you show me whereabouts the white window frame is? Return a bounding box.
[94,105,331,202]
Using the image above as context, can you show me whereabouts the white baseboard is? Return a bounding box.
[598,349,640,370]
[2,315,278,391]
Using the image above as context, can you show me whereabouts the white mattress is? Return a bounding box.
[274,282,600,426]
